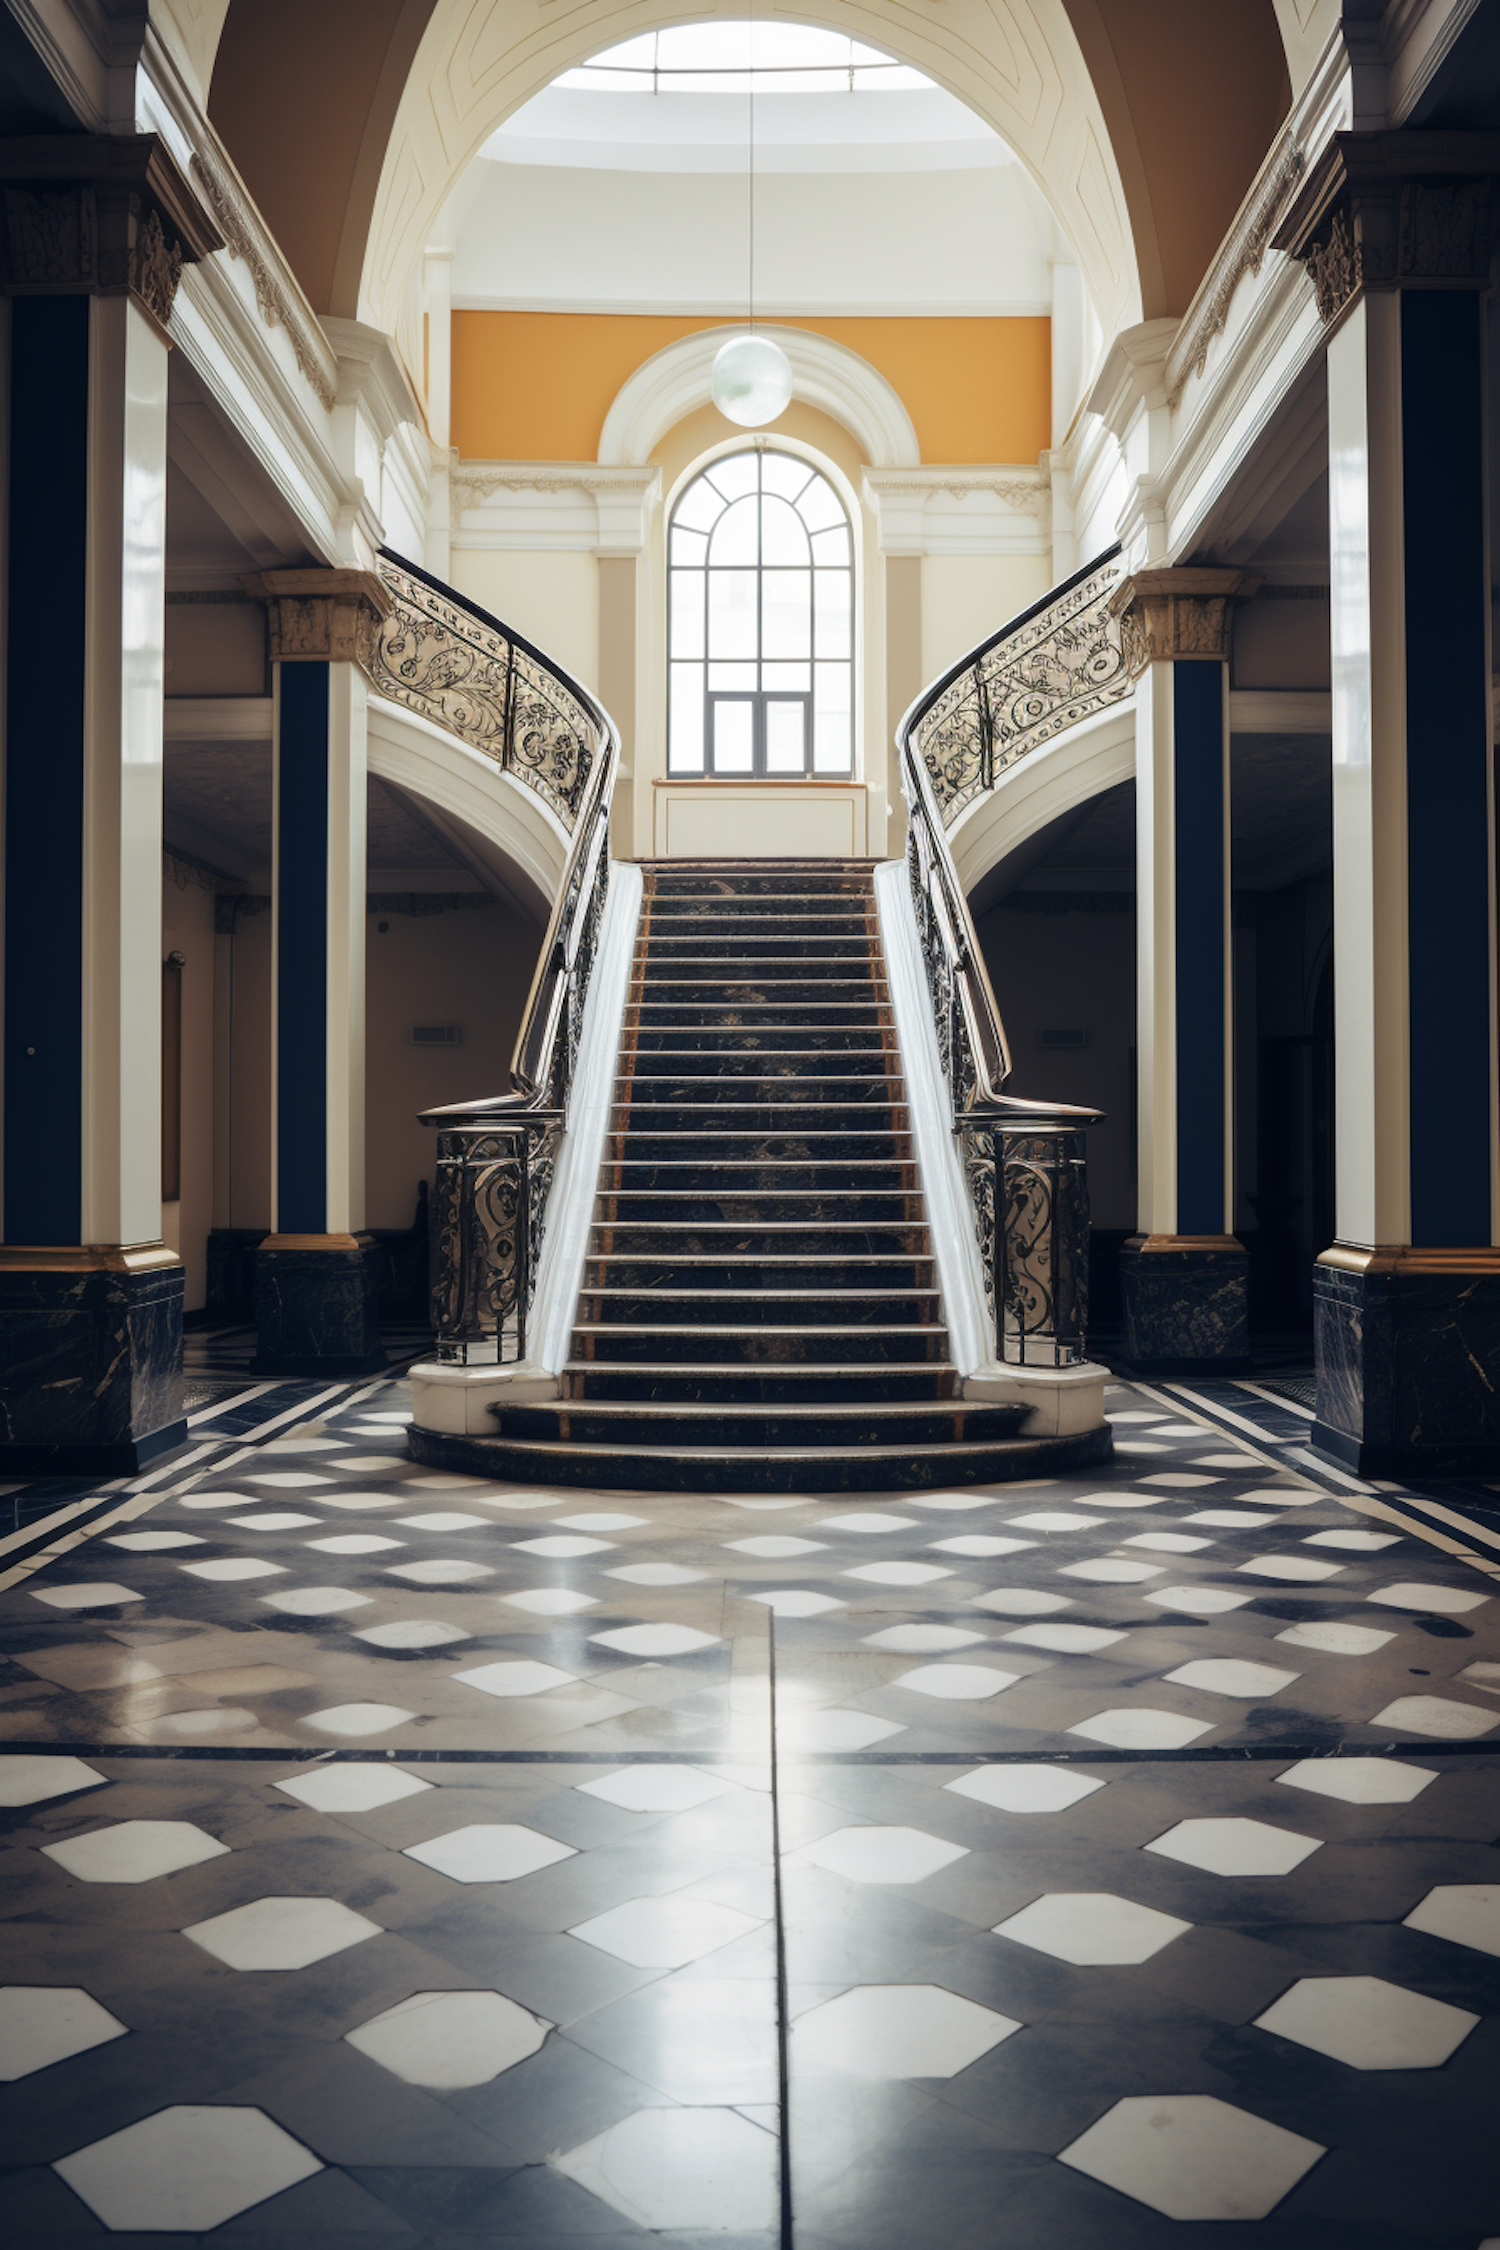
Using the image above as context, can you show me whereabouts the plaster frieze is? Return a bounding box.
[1166,139,1307,405]
[190,143,338,407]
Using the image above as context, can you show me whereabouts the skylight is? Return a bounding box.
[556,24,935,96]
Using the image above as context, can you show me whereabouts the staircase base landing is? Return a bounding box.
[406,1422,1113,1492]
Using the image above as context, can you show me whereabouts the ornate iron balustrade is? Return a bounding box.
[906,546,1129,826]
[367,549,597,831]
[899,587,1106,1367]
[407,568,619,1364]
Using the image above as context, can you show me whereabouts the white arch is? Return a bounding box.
[946,699,1136,898]
[366,696,571,912]
[598,325,920,469]
[360,0,1139,339]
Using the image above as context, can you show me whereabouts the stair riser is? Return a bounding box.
[604,1136,915,1164]
[597,1166,918,1193]
[618,1092,905,1122]
[600,1195,924,1223]
[579,1292,942,1327]
[633,1031,898,1056]
[572,1327,950,1364]
[584,1260,934,1292]
[641,938,872,963]
[591,1228,929,1256]
[612,1112,910,1141]
[629,1049,898,1074]
[632,1005,888,1030]
[495,1403,1028,1447]
[564,1368,958,1403]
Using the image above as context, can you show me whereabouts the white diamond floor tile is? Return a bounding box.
[944,1766,1106,1814]
[569,1894,763,1968]
[403,1824,578,1883]
[182,1895,382,1970]
[345,1989,551,2087]
[0,1755,106,1807]
[892,1663,1020,1701]
[795,1825,968,1885]
[793,1984,1020,2078]
[0,1986,128,2080]
[274,1766,431,1813]
[53,2104,323,2232]
[1058,2094,1324,2221]
[1067,1709,1214,1750]
[993,1890,1191,1965]
[1163,1659,1300,1699]
[1402,1884,1500,1957]
[576,1766,737,1813]
[1145,1817,1321,1877]
[553,2107,777,2233]
[1254,1974,1478,2069]
[1276,1757,1436,1805]
[42,1820,230,1884]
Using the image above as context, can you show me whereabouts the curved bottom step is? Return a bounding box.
[406,1423,1113,1492]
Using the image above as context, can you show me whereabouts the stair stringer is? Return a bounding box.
[873,859,1108,1440]
[409,861,643,1436]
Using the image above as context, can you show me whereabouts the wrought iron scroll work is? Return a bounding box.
[367,553,595,830]
[408,556,621,1364]
[909,551,1129,825]
[898,564,1107,1367]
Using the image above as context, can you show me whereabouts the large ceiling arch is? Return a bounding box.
[358,0,1142,335]
[202,0,1293,341]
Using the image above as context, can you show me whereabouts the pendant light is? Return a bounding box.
[711,22,792,427]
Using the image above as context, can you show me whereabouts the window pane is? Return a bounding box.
[674,476,723,533]
[762,662,810,692]
[763,569,811,659]
[814,663,852,771]
[709,570,757,658]
[796,475,844,534]
[669,664,704,771]
[707,452,759,502]
[765,701,807,773]
[671,570,704,660]
[762,453,813,503]
[708,662,757,691]
[814,569,852,659]
[671,526,708,566]
[710,494,759,566]
[761,494,809,566]
[712,699,754,772]
[811,525,849,565]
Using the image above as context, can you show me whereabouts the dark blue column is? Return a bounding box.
[4,296,88,1247]
[275,662,330,1235]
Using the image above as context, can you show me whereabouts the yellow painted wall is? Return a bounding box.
[452,312,1050,466]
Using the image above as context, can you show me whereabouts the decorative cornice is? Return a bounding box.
[1109,566,1260,672]
[454,462,663,507]
[1273,130,1500,331]
[241,568,393,665]
[1166,139,1307,405]
[0,132,219,334]
[190,145,337,408]
[861,467,1050,520]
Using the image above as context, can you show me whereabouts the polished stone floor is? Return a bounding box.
[1,1373,1497,2244]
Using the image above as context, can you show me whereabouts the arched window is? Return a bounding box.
[668,450,853,776]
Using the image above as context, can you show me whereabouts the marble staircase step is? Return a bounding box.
[570,1321,951,1364]
[582,1255,936,1291]
[437,1430,1106,1492]
[493,1396,1029,1449]
[562,1361,958,1402]
[578,1284,943,1326]
[591,1223,929,1255]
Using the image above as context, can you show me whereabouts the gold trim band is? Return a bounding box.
[0,1242,182,1275]
[259,1234,368,1253]
[1318,1243,1500,1278]
[1126,1233,1245,1255]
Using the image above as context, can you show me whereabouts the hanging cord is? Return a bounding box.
[747,24,756,330]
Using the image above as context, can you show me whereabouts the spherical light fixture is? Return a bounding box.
[711,332,793,429]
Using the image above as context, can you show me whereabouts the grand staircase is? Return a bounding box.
[476,861,1105,1490]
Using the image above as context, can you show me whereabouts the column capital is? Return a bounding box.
[1273,130,1500,331]
[241,568,394,663]
[0,133,222,334]
[1109,567,1259,674]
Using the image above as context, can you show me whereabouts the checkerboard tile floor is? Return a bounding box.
[1,1379,1497,2243]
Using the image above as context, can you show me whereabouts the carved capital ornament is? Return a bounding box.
[0,134,221,335]
[1108,568,1259,677]
[241,569,395,666]
[1273,131,1500,332]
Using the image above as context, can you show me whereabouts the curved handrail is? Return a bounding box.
[362,553,621,1362]
[896,556,1122,1364]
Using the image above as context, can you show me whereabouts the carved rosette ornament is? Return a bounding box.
[1273,132,1500,333]
[241,570,395,667]
[0,135,220,334]
[1108,568,1259,679]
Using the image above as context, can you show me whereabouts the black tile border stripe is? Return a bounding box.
[5,1741,1495,1764]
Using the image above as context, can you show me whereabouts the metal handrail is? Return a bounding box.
[896,561,1117,1365]
[373,554,620,1362]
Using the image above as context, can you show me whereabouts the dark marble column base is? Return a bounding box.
[253,1235,384,1378]
[0,1254,185,1473]
[1116,1234,1251,1377]
[1314,1250,1500,1475]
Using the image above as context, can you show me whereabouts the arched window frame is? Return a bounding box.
[666,445,857,779]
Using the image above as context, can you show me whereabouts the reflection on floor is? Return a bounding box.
[1,1375,1498,2244]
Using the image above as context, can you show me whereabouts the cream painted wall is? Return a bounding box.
[214,904,272,1235]
[920,554,1050,689]
[365,899,541,1229]
[449,549,600,696]
[453,161,1052,315]
[161,871,217,1313]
